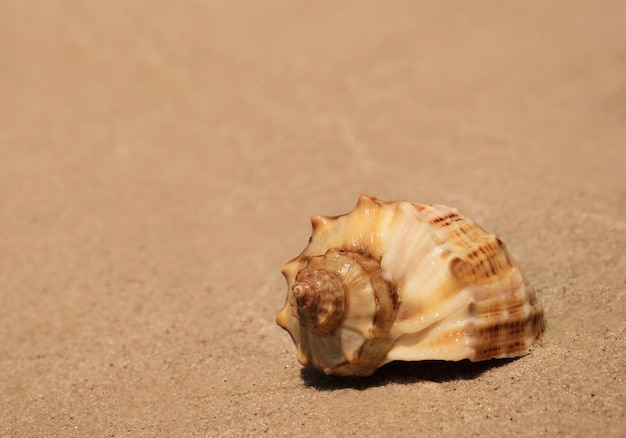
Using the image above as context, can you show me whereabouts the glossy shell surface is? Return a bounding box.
[276,195,545,376]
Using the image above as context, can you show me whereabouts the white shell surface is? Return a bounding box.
[277,195,544,376]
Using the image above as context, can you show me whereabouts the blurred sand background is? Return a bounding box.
[1,1,625,436]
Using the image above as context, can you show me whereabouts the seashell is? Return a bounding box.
[276,195,545,376]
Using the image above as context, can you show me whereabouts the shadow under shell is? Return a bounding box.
[299,358,517,391]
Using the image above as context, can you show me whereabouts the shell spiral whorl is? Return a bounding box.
[291,263,346,334]
[279,248,399,376]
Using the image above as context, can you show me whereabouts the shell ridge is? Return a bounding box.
[386,304,476,362]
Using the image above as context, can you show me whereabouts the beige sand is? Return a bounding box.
[1,1,624,436]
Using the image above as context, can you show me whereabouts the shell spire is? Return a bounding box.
[276,195,545,376]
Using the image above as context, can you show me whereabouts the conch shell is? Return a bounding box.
[276,195,544,376]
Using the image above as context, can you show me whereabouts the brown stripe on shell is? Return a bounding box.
[416,204,490,251]
[420,204,544,360]
[449,236,514,285]
[463,285,545,362]
[473,315,537,360]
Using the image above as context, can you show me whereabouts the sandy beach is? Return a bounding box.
[1,1,624,436]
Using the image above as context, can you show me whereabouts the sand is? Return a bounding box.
[1,1,624,436]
